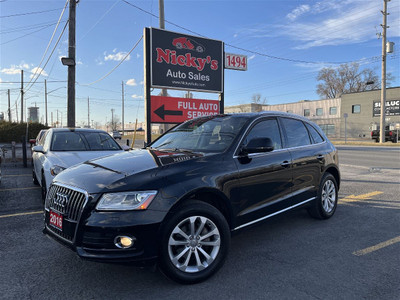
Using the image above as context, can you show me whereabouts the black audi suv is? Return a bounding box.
[44,112,340,283]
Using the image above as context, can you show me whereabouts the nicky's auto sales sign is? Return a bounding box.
[150,28,223,93]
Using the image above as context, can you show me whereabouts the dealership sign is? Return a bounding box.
[373,100,400,117]
[151,96,219,124]
[150,28,223,93]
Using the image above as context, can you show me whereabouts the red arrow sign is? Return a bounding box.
[151,96,220,124]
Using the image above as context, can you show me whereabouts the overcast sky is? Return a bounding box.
[1,0,399,125]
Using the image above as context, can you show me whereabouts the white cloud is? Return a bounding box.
[30,67,48,78]
[286,4,310,21]
[248,55,256,60]
[126,79,137,86]
[104,51,131,61]
[1,63,30,75]
[279,1,395,49]
[0,78,2,83]
[140,81,144,85]
[131,94,143,99]
[136,53,141,59]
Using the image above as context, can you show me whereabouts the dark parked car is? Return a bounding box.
[371,126,398,143]
[43,112,340,284]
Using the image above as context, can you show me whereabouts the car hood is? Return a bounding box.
[53,149,204,193]
[49,150,123,168]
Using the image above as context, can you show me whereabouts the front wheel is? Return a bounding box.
[308,173,338,219]
[159,200,230,284]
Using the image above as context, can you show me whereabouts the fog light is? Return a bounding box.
[114,235,136,249]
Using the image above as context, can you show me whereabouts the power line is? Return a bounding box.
[0,21,61,34]
[80,35,143,86]
[0,7,63,18]
[121,0,380,66]
[25,0,69,91]
[79,0,121,42]
[25,21,69,93]
[0,23,59,45]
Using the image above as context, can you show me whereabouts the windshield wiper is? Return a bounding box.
[172,148,195,154]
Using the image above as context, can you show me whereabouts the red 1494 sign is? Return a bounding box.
[151,96,220,124]
[225,53,247,71]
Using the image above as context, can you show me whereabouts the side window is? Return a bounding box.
[39,131,48,146]
[43,132,52,152]
[244,119,282,150]
[305,123,324,144]
[280,118,311,148]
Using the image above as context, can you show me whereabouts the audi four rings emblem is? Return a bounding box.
[54,192,69,208]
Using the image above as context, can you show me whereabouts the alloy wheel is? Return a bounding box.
[168,216,221,273]
[321,179,336,213]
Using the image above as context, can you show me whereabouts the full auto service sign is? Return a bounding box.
[150,28,223,93]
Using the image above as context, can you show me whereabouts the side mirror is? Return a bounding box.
[32,145,45,154]
[242,138,274,154]
[121,144,130,151]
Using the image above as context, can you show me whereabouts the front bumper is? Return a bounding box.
[44,208,167,263]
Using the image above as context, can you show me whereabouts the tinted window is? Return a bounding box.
[316,108,323,116]
[151,116,248,153]
[51,131,121,151]
[304,109,310,117]
[244,119,282,150]
[329,107,337,115]
[280,118,311,148]
[305,123,324,144]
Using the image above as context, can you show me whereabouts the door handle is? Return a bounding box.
[281,161,291,168]
[317,155,325,162]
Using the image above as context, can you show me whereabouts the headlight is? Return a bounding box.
[96,191,157,211]
[50,165,66,176]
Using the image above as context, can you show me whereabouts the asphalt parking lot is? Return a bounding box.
[0,146,399,299]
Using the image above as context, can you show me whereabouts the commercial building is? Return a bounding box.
[225,87,400,139]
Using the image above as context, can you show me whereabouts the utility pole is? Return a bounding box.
[45,79,48,126]
[111,108,115,130]
[20,70,24,123]
[379,0,390,144]
[122,81,125,136]
[56,109,59,127]
[87,97,90,127]
[67,0,76,128]
[51,112,53,127]
[7,89,11,122]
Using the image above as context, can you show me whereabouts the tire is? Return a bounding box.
[32,169,39,185]
[41,174,47,204]
[158,200,230,284]
[308,173,338,220]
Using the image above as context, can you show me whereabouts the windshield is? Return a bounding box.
[150,115,248,153]
[51,131,121,151]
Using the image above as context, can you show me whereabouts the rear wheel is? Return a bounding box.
[308,173,338,219]
[159,200,230,284]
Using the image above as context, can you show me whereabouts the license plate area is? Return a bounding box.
[49,210,63,230]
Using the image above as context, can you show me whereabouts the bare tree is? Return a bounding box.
[316,63,394,99]
[107,115,120,131]
[251,93,267,104]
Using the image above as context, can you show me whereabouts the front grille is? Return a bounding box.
[46,184,87,222]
